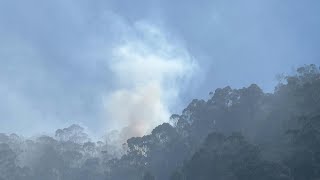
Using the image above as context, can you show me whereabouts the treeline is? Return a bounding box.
[0,64,319,180]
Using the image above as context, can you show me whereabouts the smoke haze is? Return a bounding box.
[0,0,319,140]
[104,22,197,140]
[0,1,320,180]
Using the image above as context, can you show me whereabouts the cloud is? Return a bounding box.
[104,21,197,141]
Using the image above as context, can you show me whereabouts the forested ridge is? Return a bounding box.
[1,64,320,180]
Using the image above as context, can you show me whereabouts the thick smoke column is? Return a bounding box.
[104,22,197,141]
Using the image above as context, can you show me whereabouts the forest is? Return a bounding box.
[0,64,319,180]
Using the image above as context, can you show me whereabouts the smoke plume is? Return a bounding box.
[104,21,197,141]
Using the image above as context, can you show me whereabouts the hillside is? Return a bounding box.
[0,64,319,180]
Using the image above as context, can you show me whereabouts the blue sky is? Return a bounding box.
[0,0,319,137]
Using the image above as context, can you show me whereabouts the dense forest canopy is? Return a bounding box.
[0,64,320,180]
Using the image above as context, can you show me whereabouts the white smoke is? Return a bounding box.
[104,21,197,141]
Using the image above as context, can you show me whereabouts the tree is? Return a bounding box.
[0,143,31,180]
[55,124,90,144]
[177,132,292,180]
[286,114,320,180]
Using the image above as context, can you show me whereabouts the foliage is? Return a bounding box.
[0,64,319,180]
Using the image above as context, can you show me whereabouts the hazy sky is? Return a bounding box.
[0,0,319,137]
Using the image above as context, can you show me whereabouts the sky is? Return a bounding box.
[0,0,319,138]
